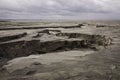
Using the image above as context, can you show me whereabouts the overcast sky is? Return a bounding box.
[0,0,120,20]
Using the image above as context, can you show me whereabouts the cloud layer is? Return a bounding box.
[0,0,120,20]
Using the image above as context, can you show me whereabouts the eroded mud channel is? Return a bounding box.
[0,22,120,80]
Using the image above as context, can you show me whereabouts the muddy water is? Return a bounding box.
[1,24,120,80]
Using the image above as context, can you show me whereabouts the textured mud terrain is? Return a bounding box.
[0,21,120,80]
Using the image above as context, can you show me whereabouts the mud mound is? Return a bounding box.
[56,33,112,45]
[0,29,112,59]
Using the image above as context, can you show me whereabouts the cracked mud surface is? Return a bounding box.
[0,21,120,80]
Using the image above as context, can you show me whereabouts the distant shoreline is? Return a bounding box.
[0,19,120,22]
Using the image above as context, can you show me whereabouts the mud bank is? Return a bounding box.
[0,29,112,59]
[0,24,83,30]
[0,32,27,42]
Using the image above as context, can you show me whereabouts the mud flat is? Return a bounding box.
[0,21,120,80]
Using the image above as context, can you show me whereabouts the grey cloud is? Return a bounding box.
[0,0,120,19]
